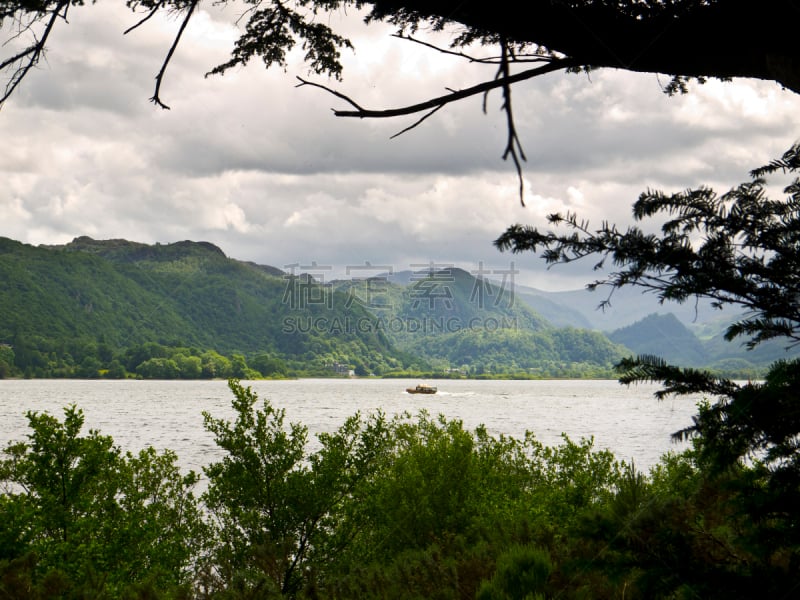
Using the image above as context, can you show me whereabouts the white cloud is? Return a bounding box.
[0,197,32,222]
[565,186,585,208]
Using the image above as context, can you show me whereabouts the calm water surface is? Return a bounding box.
[0,379,700,474]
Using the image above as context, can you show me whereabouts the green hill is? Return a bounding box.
[607,312,798,376]
[335,268,629,377]
[411,327,628,377]
[608,313,707,366]
[0,236,636,379]
[0,237,408,378]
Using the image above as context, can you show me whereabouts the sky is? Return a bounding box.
[2,2,799,291]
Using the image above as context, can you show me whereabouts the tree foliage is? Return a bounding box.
[496,143,800,349]
[197,381,622,598]
[0,405,206,597]
[200,379,394,597]
[495,142,800,461]
[495,143,800,593]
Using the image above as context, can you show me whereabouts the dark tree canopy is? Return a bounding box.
[494,144,800,564]
[364,0,800,91]
[3,0,799,108]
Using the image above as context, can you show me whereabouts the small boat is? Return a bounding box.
[406,384,437,394]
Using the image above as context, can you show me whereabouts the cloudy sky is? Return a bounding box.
[2,2,798,290]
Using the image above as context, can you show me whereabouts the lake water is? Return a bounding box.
[0,378,701,475]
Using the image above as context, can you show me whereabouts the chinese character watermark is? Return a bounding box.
[470,261,518,309]
[282,262,333,309]
[409,262,455,310]
[280,260,519,319]
[343,262,394,310]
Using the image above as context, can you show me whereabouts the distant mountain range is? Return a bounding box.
[512,282,736,332]
[513,284,798,370]
[333,268,628,377]
[0,236,791,379]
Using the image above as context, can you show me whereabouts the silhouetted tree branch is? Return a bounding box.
[297,55,573,201]
[390,32,556,65]
[496,143,800,349]
[497,37,527,206]
[123,0,164,35]
[296,58,577,119]
[0,0,69,104]
[3,0,799,201]
[148,0,199,109]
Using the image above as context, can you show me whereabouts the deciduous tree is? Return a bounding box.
[200,379,392,597]
[0,405,205,596]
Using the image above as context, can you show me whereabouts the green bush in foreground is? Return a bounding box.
[2,377,798,598]
[0,406,205,598]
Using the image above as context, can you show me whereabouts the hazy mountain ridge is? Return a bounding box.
[513,283,737,332]
[333,267,629,375]
[605,313,798,371]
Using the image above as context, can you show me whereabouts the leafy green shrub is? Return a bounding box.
[0,406,206,597]
[476,544,551,600]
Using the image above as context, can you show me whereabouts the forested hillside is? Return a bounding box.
[608,314,707,366]
[0,237,408,378]
[2,236,787,379]
[0,236,635,379]
[335,269,629,377]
